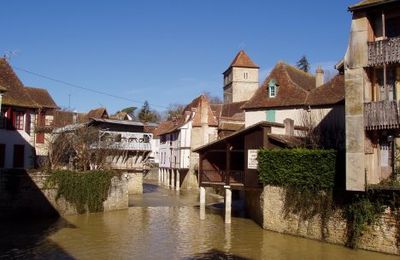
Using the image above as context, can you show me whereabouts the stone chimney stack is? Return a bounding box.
[315,66,324,88]
[284,118,294,136]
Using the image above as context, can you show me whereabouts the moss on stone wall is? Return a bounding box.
[46,170,118,214]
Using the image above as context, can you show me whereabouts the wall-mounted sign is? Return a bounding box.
[247,149,259,169]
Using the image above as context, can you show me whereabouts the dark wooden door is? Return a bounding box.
[13,145,25,168]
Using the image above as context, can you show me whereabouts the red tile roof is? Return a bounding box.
[25,87,59,109]
[87,107,108,119]
[155,95,220,136]
[211,101,246,122]
[242,62,344,110]
[242,62,314,110]
[306,75,344,106]
[228,50,259,69]
[0,58,38,108]
[153,121,176,137]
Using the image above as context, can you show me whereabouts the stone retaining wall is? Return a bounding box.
[0,170,132,218]
[126,172,143,195]
[248,185,400,255]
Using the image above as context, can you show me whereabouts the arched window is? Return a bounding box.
[268,79,278,98]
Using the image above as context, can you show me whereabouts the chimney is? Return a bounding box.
[315,66,324,88]
[284,118,294,136]
[73,111,78,124]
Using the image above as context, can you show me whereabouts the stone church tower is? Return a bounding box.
[223,50,259,103]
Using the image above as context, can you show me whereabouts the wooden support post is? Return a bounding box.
[225,142,231,186]
[225,187,232,224]
[176,170,180,191]
[200,186,206,220]
[199,153,203,185]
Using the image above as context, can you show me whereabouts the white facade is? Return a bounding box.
[159,121,192,170]
[245,107,333,129]
[0,110,37,169]
[150,138,160,164]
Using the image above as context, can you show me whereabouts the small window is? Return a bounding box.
[15,112,24,130]
[244,72,248,79]
[268,79,278,98]
[36,133,45,144]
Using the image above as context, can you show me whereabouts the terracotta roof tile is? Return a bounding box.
[0,58,38,108]
[156,95,220,136]
[211,101,246,121]
[268,134,305,148]
[228,50,259,69]
[25,87,59,109]
[242,62,315,110]
[87,107,108,119]
[153,120,176,136]
[306,75,344,106]
[219,122,244,131]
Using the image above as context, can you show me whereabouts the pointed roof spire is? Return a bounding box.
[229,50,259,69]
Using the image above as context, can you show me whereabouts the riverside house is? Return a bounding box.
[194,59,345,223]
[156,51,260,190]
[242,62,345,149]
[345,0,400,191]
[156,95,219,191]
[0,58,58,169]
[53,114,155,172]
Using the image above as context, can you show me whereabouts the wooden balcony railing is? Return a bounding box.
[364,100,400,130]
[200,170,244,186]
[95,131,153,151]
[368,37,400,66]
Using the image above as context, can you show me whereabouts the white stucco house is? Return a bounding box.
[0,58,59,169]
[242,62,345,149]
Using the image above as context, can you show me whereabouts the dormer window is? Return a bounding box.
[268,79,278,98]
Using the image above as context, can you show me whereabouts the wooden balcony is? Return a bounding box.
[364,100,400,130]
[96,131,152,151]
[368,37,400,66]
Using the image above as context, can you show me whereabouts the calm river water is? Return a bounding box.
[0,182,399,260]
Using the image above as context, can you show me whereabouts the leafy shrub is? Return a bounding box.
[46,170,116,214]
[257,148,336,192]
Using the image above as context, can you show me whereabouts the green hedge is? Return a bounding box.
[258,149,336,192]
[46,170,116,214]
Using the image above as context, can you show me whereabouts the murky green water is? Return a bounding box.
[1,182,399,260]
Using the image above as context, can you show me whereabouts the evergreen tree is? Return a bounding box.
[296,56,310,73]
[138,101,160,123]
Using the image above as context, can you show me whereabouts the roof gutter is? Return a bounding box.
[348,0,398,12]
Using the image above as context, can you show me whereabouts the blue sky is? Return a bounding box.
[1,0,355,114]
